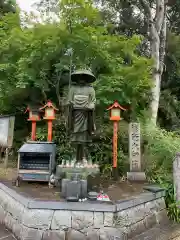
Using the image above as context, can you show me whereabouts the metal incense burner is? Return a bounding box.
[16,141,56,186]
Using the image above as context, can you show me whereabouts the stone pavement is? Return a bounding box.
[0,222,180,240]
[0,224,17,240]
[131,223,180,240]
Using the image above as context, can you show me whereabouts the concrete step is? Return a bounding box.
[131,223,180,240]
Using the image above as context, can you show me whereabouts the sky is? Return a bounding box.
[16,0,36,12]
[16,0,59,23]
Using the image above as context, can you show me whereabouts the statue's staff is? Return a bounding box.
[67,48,73,91]
[65,48,74,136]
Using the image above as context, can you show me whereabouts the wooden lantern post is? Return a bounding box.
[107,101,126,180]
[25,107,41,141]
[40,100,58,142]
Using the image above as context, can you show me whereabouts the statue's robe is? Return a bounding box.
[67,84,96,144]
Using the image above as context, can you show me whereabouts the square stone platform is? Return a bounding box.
[0,183,168,240]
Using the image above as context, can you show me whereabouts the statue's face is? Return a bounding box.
[78,77,85,84]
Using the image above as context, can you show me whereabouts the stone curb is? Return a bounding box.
[28,200,116,212]
[0,183,31,207]
[0,183,165,212]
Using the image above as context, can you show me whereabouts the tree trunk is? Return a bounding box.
[140,0,167,124]
[149,22,161,123]
[150,71,161,123]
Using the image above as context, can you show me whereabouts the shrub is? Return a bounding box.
[142,122,180,222]
[142,123,180,174]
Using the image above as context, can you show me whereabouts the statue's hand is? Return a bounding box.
[89,103,95,109]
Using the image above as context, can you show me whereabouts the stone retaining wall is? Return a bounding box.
[0,183,169,240]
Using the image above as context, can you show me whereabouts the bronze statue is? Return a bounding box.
[66,69,96,163]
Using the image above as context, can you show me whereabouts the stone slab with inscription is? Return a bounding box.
[127,122,146,181]
[173,152,180,202]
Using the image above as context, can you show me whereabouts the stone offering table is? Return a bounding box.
[56,164,100,180]
[0,183,169,240]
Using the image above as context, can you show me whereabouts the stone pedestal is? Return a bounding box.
[127,171,146,181]
[127,122,146,181]
[61,179,87,200]
[59,162,100,201]
[173,152,180,202]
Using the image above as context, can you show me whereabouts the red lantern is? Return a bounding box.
[40,100,58,120]
[107,101,126,121]
[25,107,41,121]
[40,100,58,142]
[25,106,41,141]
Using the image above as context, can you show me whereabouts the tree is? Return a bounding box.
[167,0,180,33]
[96,0,168,124]
[158,32,180,129]
[0,0,16,16]
[139,0,167,124]
[0,0,152,116]
[34,0,60,21]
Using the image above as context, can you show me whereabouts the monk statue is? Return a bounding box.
[66,69,96,164]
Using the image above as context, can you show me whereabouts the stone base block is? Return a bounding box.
[61,179,87,200]
[127,172,146,181]
[42,230,65,240]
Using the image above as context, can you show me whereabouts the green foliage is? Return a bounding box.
[36,126,47,141]
[94,34,152,107]
[0,0,16,16]
[53,122,74,163]
[142,122,180,221]
[149,172,180,222]
[89,121,129,176]
[143,123,180,172]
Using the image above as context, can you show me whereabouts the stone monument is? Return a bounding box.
[60,69,99,201]
[127,122,146,181]
[173,152,180,202]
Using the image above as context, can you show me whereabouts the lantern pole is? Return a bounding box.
[113,120,118,180]
[47,120,53,142]
[31,120,37,141]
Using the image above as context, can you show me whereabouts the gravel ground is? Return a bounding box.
[0,222,180,239]
[131,223,180,240]
[0,224,17,239]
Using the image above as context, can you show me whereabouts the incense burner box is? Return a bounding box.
[17,141,56,182]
